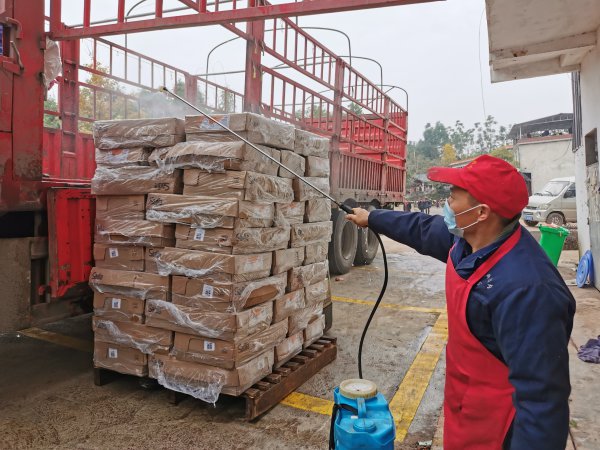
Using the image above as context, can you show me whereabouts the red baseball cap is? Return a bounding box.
[427,155,528,219]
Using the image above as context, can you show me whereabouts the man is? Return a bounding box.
[346,155,575,450]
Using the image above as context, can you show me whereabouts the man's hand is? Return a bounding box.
[345,207,370,228]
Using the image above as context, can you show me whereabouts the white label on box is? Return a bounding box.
[204,341,216,352]
[111,298,122,309]
[108,348,118,359]
[194,228,206,241]
[202,284,214,297]
[109,247,119,258]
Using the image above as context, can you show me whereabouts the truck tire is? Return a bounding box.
[546,212,565,226]
[524,220,539,227]
[354,206,379,266]
[328,208,358,275]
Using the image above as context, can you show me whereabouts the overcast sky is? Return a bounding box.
[61,0,574,141]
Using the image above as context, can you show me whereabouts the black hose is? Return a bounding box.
[357,232,388,379]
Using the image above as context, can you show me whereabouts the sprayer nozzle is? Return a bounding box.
[158,86,168,92]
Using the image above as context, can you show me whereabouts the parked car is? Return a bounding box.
[522,176,576,226]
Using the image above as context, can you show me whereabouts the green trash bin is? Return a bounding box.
[538,224,570,266]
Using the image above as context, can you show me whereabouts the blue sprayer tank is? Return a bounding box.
[330,379,395,449]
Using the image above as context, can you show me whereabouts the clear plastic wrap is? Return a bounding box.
[149,141,281,176]
[93,292,145,323]
[149,349,274,402]
[94,340,148,377]
[93,244,145,271]
[91,166,183,195]
[293,177,330,201]
[273,289,306,323]
[93,117,185,150]
[288,300,325,335]
[172,320,287,370]
[274,202,305,226]
[303,314,326,349]
[305,278,330,305]
[305,199,332,223]
[95,219,175,247]
[175,224,290,255]
[305,156,330,177]
[43,38,62,90]
[146,194,239,222]
[288,261,329,291]
[89,267,169,300]
[145,299,273,341]
[304,241,329,265]
[93,317,173,354]
[96,195,145,221]
[145,247,273,276]
[172,273,287,313]
[290,221,333,248]
[272,247,305,275]
[95,147,152,167]
[274,331,304,368]
[279,150,306,179]
[294,129,330,157]
[185,113,295,150]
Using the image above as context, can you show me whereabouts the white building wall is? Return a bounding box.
[517,139,574,193]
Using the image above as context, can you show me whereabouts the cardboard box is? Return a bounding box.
[294,129,330,157]
[305,199,332,223]
[151,141,281,176]
[171,273,286,312]
[93,117,185,150]
[272,247,305,275]
[149,349,275,397]
[144,247,272,276]
[288,261,329,291]
[175,224,290,254]
[293,177,330,201]
[304,241,329,265]
[95,219,175,247]
[93,292,145,323]
[185,113,295,150]
[89,267,169,300]
[274,202,305,226]
[303,314,326,348]
[93,244,145,271]
[275,330,304,368]
[96,195,145,221]
[305,156,330,177]
[95,147,152,167]
[91,166,183,195]
[172,320,287,369]
[290,222,333,248]
[93,317,173,354]
[183,170,294,203]
[288,300,324,335]
[93,340,147,377]
[145,299,273,341]
[279,150,305,179]
[273,289,306,323]
[305,278,329,305]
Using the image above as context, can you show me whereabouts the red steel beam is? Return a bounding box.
[50,0,440,39]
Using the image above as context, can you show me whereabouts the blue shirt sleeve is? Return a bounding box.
[491,282,573,450]
[368,209,454,263]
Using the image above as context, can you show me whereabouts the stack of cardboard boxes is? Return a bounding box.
[90,113,332,402]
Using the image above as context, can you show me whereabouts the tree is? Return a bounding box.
[218,90,235,113]
[414,121,450,159]
[441,143,458,166]
[490,146,515,165]
[447,120,474,157]
[348,102,363,116]
[43,98,60,129]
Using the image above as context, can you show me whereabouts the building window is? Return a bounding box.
[585,129,598,166]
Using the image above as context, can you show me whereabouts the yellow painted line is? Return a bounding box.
[389,312,448,442]
[280,392,334,416]
[332,295,445,315]
[19,327,93,353]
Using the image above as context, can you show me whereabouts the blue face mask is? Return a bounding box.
[443,200,482,238]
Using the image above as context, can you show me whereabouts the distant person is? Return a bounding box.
[405,201,412,212]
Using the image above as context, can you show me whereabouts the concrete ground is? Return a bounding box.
[1,212,599,449]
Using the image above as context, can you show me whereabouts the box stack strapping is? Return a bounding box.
[90,113,333,403]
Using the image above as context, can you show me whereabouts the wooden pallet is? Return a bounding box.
[167,336,338,420]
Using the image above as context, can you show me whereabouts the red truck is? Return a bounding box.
[0,0,407,330]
